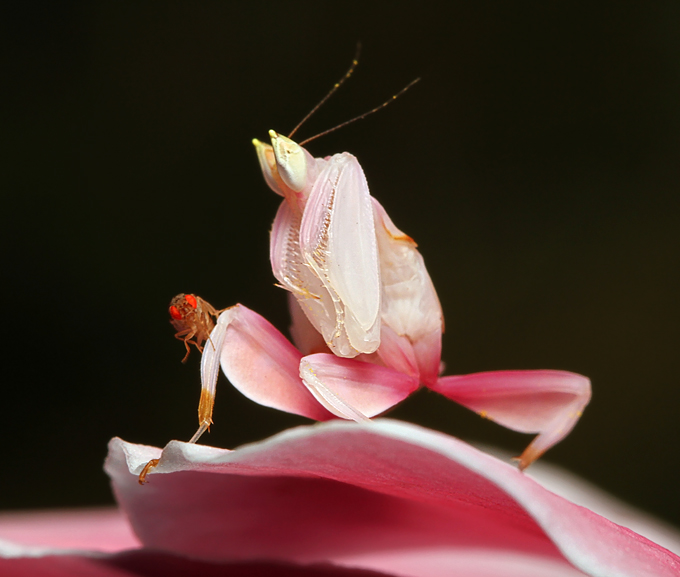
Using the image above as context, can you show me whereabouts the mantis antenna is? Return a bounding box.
[298,77,420,146]
[287,43,420,146]
[288,43,362,139]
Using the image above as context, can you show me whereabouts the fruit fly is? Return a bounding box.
[139,293,223,484]
[169,293,220,363]
[169,293,224,447]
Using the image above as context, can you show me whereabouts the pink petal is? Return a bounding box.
[431,370,591,469]
[105,420,679,577]
[526,459,680,557]
[299,353,420,419]
[0,550,389,576]
[0,555,135,577]
[209,304,334,421]
[0,508,140,554]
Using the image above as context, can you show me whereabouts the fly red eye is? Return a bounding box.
[184,294,198,309]
[169,305,183,320]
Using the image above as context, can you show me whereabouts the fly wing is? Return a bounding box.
[299,152,381,356]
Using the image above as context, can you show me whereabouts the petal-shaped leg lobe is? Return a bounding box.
[202,305,334,422]
[300,353,420,421]
[431,370,591,469]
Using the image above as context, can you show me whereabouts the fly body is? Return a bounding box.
[169,293,220,362]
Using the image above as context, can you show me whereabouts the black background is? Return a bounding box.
[3,2,679,529]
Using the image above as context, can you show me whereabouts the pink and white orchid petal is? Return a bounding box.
[203,304,334,422]
[0,555,135,577]
[431,370,592,469]
[524,458,680,557]
[371,198,443,384]
[0,508,140,554]
[105,420,680,577]
[299,152,381,357]
[299,353,419,420]
[0,549,385,576]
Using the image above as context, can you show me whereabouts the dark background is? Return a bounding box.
[3,2,679,528]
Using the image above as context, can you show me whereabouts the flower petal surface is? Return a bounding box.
[105,420,679,577]
[0,508,139,556]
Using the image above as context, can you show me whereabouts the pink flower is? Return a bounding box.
[1,420,679,575]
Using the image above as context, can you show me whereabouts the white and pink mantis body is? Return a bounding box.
[175,131,591,473]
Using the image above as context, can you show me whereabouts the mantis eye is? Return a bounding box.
[184,294,198,309]
[169,305,183,320]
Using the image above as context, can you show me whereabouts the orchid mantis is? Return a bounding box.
[159,132,590,476]
[139,64,590,484]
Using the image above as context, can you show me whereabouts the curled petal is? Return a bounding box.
[431,370,591,469]
[105,420,680,576]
